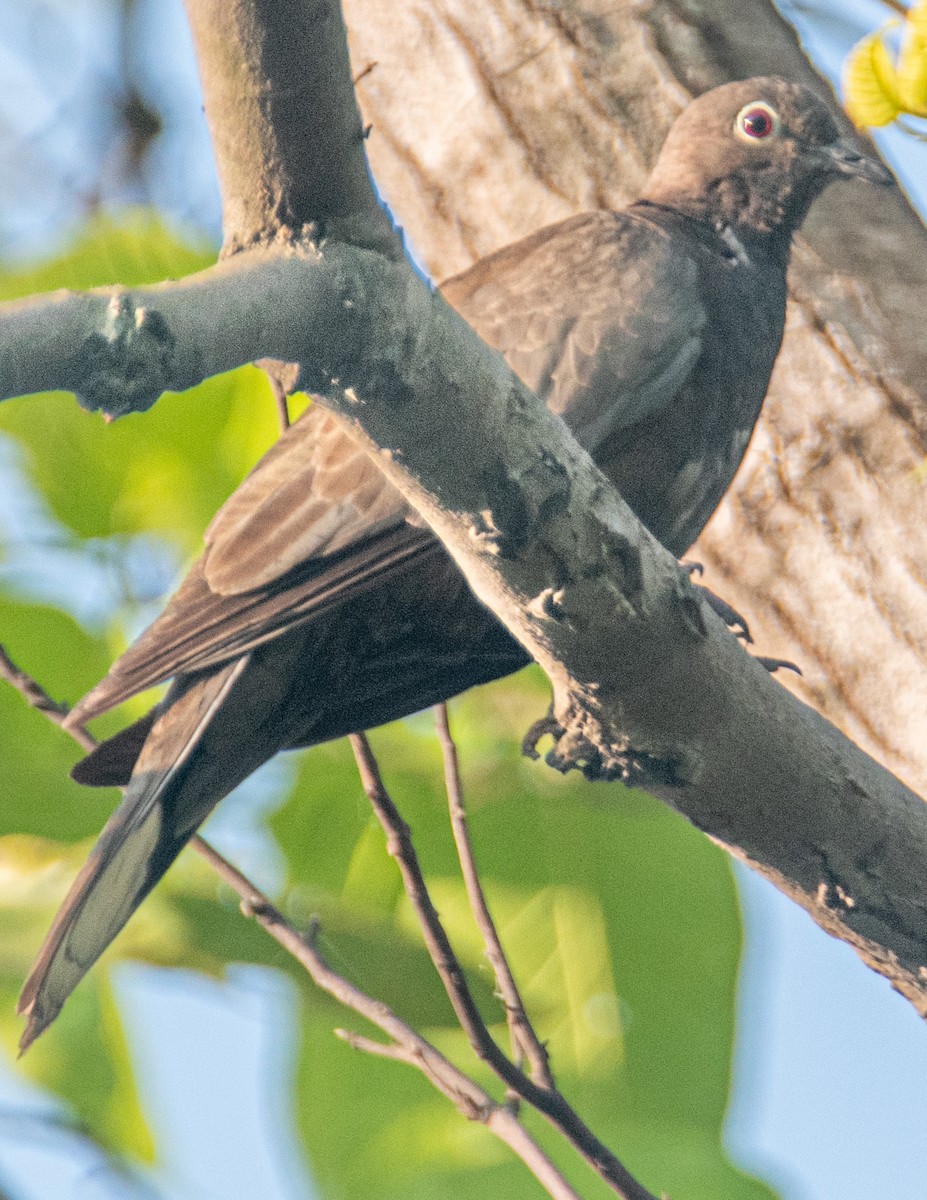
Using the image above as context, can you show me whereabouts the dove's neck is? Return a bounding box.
[630,197,791,271]
[639,168,826,266]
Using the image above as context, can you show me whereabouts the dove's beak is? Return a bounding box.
[819,139,894,185]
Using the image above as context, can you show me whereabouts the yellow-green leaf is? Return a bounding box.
[906,0,927,40]
[898,1,927,116]
[845,28,902,127]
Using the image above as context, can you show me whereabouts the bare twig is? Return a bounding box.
[269,371,291,431]
[257,358,300,432]
[190,837,586,1200]
[349,732,503,1047]
[434,702,555,1090]
[878,0,910,16]
[348,732,659,1200]
[0,647,96,754]
[206,843,591,1198]
[0,647,583,1200]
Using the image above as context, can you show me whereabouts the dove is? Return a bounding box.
[18,77,891,1049]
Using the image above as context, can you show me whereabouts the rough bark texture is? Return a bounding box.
[345,0,927,801]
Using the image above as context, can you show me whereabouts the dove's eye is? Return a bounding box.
[735,102,780,141]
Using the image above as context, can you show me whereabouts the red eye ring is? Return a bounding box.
[735,101,780,141]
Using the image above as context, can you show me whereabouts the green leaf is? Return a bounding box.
[0,599,119,840]
[0,213,280,551]
[0,212,288,1170]
[0,212,780,1200]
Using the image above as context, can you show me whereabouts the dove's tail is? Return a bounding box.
[17,653,272,1052]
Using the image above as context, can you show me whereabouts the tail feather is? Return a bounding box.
[70,712,158,788]
[18,656,251,1051]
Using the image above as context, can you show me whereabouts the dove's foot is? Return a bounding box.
[680,561,752,643]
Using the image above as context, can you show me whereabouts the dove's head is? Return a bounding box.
[642,76,892,244]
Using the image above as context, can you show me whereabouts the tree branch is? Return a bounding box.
[0,249,359,414]
[344,0,927,1006]
[183,0,394,253]
[435,702,556,1090]
[349,732,660,1200]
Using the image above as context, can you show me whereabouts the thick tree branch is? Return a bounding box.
[0,244,463,416]
[183,0,395,253]
[0,250,347,413]
[318,310,927,1014]
[345,0,927,997]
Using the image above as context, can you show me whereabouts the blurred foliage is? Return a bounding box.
[845,0,927,128]
[0,218,779,1199]
[0,0,221,260]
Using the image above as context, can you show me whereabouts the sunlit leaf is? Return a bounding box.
[845,27,902,127]
[897,0,927,115]
[0,600,118,840]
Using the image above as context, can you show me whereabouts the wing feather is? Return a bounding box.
[442,210,706,451]
[19,657,250,1051]
[203,405,410,594]
[69,524,438,725]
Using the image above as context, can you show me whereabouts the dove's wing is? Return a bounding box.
[442,210,707,454]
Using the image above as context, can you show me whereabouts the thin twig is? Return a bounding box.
[160,832,585,1200]
[434,702,555,1090]
[258,359,300,433]
[0,646,583,1200]
[349,731,504,1047]
[269,372,291,431]
[0,646,96,754]
[348,732,659,1200]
